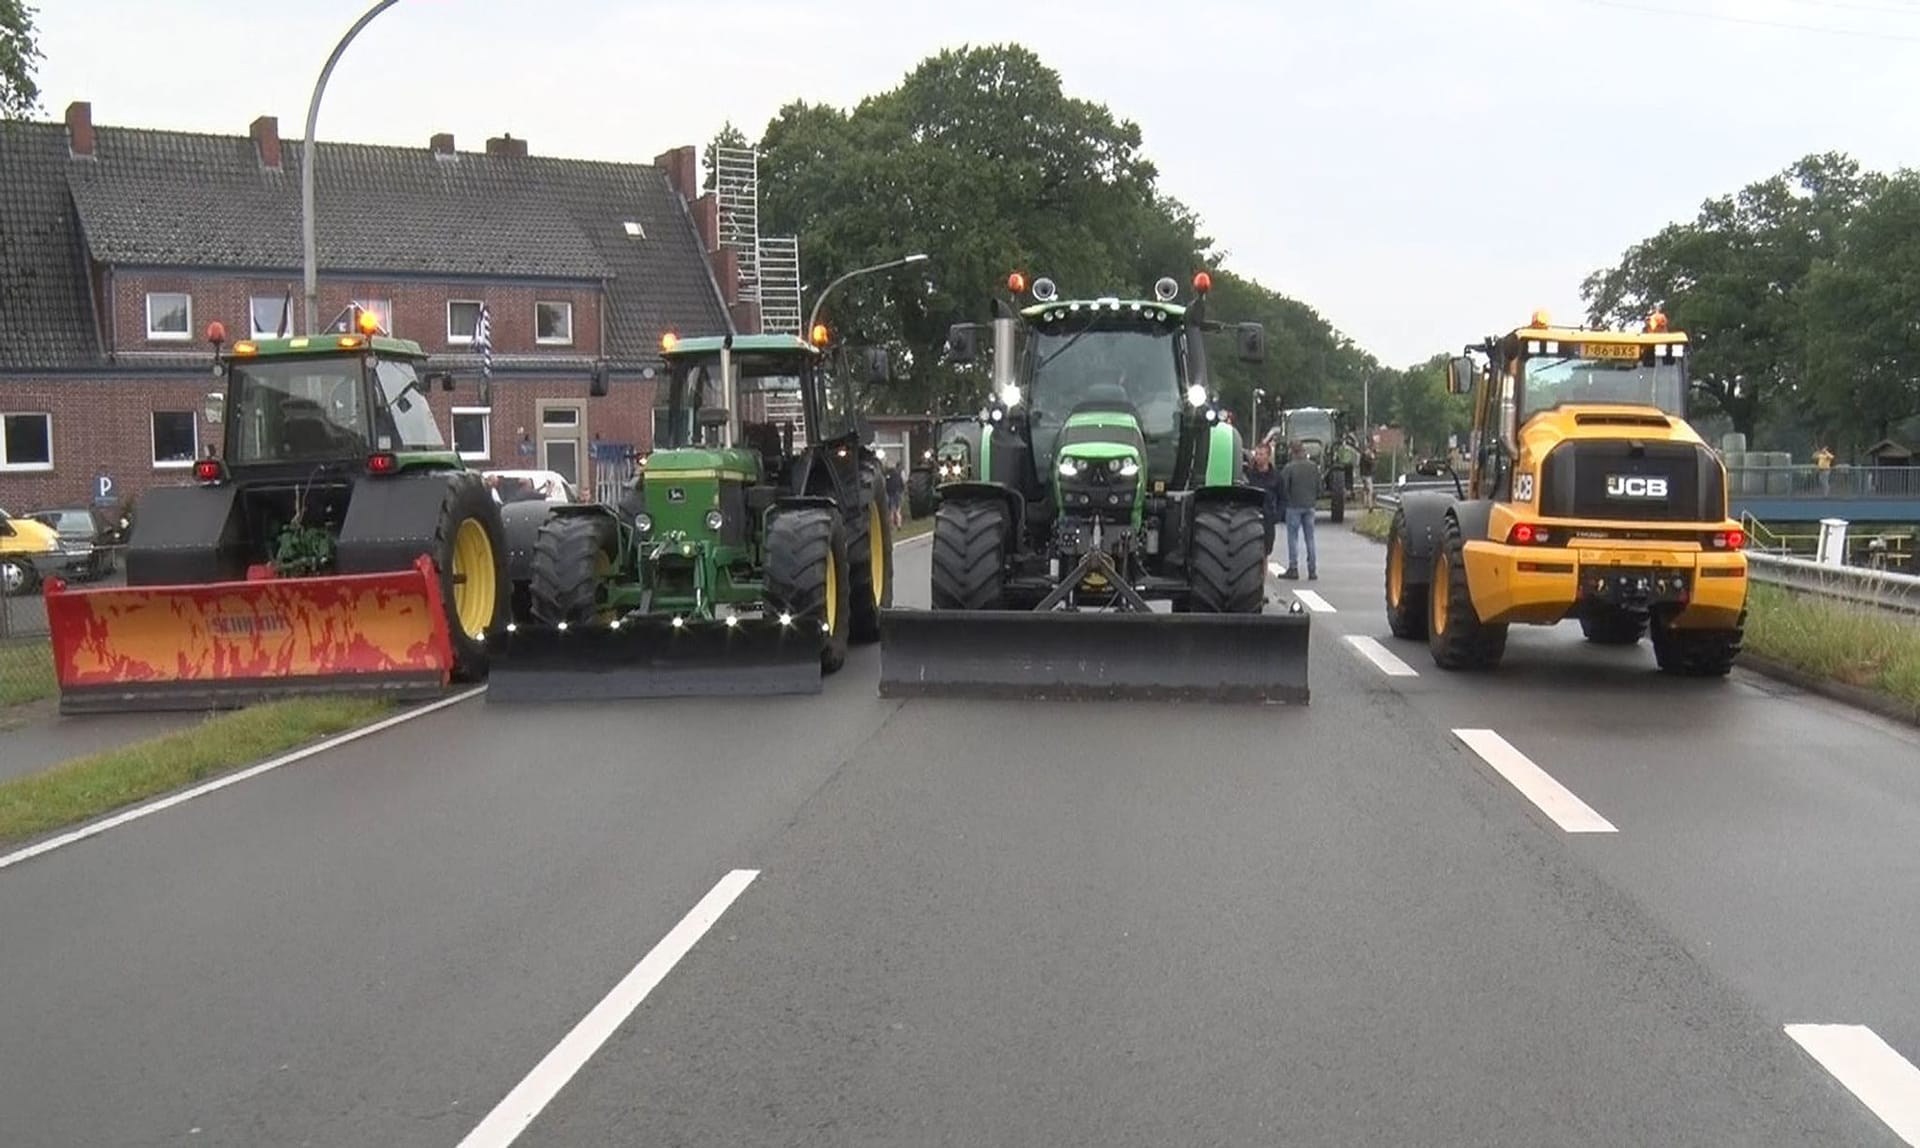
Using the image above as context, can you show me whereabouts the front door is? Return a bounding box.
[539,403,584,487]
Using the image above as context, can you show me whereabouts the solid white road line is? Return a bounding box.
[1785,1024,1920,1145]
[1345,635,1419,677]
[894,531,933,551]
[0,686,487,873]
[457,869,761,1148]
[1451,728,1617,834]
[1293,589,1336,613]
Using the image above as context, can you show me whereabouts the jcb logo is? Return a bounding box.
[1606,475,1668,498]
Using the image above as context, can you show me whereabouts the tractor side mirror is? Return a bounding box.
[865,347,891,385]
[203,391,225,426]
[429,372,457,392]
[1236,323,1267,363]
[697,406,732,431]
[590,360,611,398]
[1447,356,1477,395]
[946,323,979,365]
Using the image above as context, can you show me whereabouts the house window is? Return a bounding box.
[535,301,573,345]
[0,412,53,471]
[250,295,293,338]
[451,407,491,460]
[146,292,191,340]
[447,300,483,343]
[151,411,197,467]
[351,299,394,335]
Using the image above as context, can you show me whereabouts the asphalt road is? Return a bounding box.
[1,524,1917,1145]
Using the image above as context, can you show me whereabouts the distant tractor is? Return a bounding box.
[484,329,896,700]
[906,415,983,518]
[42,308,514,712]
[1267,406,1356,522]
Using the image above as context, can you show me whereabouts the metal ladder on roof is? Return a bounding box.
[758,235,802,337]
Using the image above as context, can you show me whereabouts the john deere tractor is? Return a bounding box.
[906,415,983,518]
[485,330,896,700]
[876,271,1313,702]
[1383,310,1749,676]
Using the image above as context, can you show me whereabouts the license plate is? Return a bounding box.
[1578,550,1671,567]
[1581,342,1644,360]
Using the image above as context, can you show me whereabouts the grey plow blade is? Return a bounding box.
[483,618,824,703]
[876,608,1311,703]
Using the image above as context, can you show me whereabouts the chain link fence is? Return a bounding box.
[3,546,123,708]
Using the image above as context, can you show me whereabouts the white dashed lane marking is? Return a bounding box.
[1293,589,1336,613]
[1451,729,1618,834]
[1344,635,1419,677]
[1784,1024,1920,1145]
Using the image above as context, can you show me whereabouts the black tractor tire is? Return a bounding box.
[1652,610,1744,677]
[1189,501,1267,613]
[1383,508,1427,640]
[1329,481,1346,524]
[764,506,851,675]
[907,468,935,520]
[930,498,1008,610]
[527,514,619,628]
[1427,514,1507,671]
[433,474,512,683]
[1581,609,1648,645]
[847,473,894,645]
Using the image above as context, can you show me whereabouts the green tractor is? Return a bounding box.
[484,331,896,701]
[906,415,983,519]
[876,271,1313,702]
[1267,406,1357,523]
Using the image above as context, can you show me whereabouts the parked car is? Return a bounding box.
[481,469,583,505]
[26,506,127,581]
[0,506,64,597]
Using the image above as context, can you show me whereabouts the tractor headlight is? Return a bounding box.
[998,384,1022,409]
[1118,458,1139,479]
[635,513,653,533]
[1186,383,1209,408]
[1058,457,1082,477]
[704,510,725,532]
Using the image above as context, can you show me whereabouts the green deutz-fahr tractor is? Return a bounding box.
[876,271,1313,702]
[484,330,896,701]
[906,416,983,519]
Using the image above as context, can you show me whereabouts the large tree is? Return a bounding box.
[1,0,43,120]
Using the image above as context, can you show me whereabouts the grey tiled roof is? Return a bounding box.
[0,118,730,370]
[0,123,100,370]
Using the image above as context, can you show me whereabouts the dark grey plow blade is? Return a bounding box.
[482,618,823,702]
[876,608,1311,703]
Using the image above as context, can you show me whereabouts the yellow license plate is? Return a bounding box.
[1582,342,1644,360]
[1578,550,1675,567]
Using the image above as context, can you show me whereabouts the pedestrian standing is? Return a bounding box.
[1279,440,1320,580]
[885,464,906,528]
[1246,442,1284,560]
[1358,442,1377,510]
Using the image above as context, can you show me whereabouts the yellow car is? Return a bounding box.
[1,507,64,597]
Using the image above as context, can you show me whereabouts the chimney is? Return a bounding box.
[250,115,282,170]
[692,192,719,253]
[485,133,527,157]
[654,145,697,203]
[709,245,739,307]
[430,132,456,157]
[66,101,95,159]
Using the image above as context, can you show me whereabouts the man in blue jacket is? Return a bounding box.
[1246,441,1284,561]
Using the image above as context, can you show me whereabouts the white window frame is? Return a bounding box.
[451,406,492,461]
[534,300,574,346]
[146,292,192,341]
[447,299,484,344]
[250,295,293,339]
[150,410,199,469]
[0,411,54,472]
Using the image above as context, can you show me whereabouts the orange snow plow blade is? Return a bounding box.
[44,556,456,714]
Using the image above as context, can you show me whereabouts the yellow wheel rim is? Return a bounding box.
[868,502,886,606]
[825,548,840,635]
[1431,552,1449,635]
[451,518,497,637]
[1387,538,1403,607]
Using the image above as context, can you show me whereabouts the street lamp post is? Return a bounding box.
[302,0,403,336]
[805,252,930,335]
[1251,388,1265,441]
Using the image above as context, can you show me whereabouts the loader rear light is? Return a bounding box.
[1507,523,1552,545]
[1712,528,1745,550]
[367,451,398,475]
[193,458,225,484]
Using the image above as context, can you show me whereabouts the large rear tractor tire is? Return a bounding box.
[907,468,935,519]
[1581,609,1647,645]
[848,478,894,645]
[1383,508,1427,640]
[527,514,619,628]
[1427,515,1506,671]
[1189,501,1267,613]
[765,507,851,675]
[930,499,1008,610]
[1652,610,1743,677]
[436,475,510,683]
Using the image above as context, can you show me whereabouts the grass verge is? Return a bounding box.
[897,515,935,541]
[1743,584,1920,718]
[1352,508,1393,543]
[1,641,56,708]
[0,696,395,849]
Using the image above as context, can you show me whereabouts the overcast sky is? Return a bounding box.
[32,0,1919,366]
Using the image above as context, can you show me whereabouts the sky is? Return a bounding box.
[28,0,1920,367]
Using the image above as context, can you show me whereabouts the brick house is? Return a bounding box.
[0,102,758,514]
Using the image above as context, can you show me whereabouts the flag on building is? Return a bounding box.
[278,288,293,337]
[472,303,493,381]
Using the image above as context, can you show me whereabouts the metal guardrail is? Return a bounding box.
[1745,551,1920,617]
[1374,479,1459,511]
[1727,464,1920,500]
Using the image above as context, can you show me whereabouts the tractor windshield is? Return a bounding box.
[226,356,372,464]
[1279,410,1337,448]
[1521,353,1687,420]
[1025,322,1183,476]
[372,360,446,451]
[661,351,815,449]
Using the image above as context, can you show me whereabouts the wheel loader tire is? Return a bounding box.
[527,514,619,628]
[1580,609,1647,645]
[1383,508,1427,640]
[1427,514,1506,671]
[930,498,1008,610]
[848,475,894,646]
[907,468,935,519]
[765,506,850,675]
[1652,610,1743,677]
[434,475,511,683]
[1189,501,1266,613]
[1329,482,1346,524]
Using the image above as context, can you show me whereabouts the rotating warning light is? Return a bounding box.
[205,321,227,345]
[810,323,830,347]
[1007,271,1028,295]
[1646,310,1669,332]
[356,308,381,336]
[1530,308,1551,328]
[1192,271,1212,295]
[660,331,679,352]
